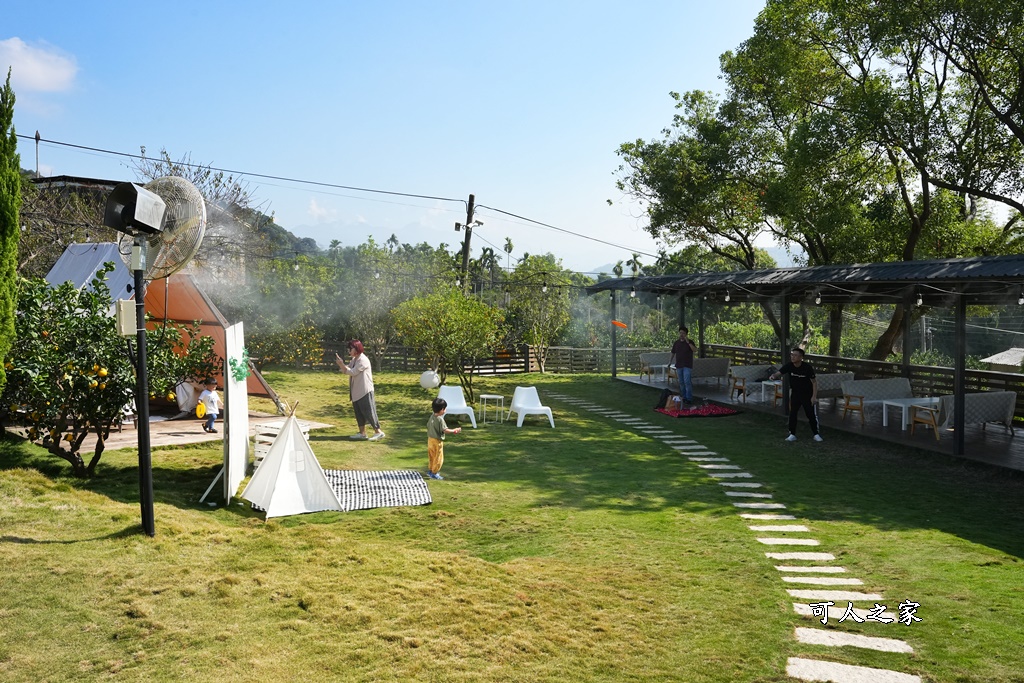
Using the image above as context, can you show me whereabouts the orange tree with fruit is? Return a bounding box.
[2,263,218,477]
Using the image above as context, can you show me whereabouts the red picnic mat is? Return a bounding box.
[656,403,739,418]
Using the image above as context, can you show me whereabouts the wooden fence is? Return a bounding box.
[320,340,1024,418]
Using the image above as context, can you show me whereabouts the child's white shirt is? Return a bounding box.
[198,388,221,414]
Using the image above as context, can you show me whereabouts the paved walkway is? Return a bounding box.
[548,392,923,683]
[8,411,334,453]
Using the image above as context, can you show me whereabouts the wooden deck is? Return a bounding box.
[617,373,1024,473]
[6,412,333,454]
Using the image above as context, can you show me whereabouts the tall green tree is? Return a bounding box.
[883,0,1024,216]
[620,1,1024,359]
[506,254,572,373]
[0,70,19,395]
[345,237,452,369]
[735,0,1024,358]
[392,286,504,400]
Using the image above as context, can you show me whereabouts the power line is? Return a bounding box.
[476,204,664,263]
[22,134,465,204]
[23,133,668,267]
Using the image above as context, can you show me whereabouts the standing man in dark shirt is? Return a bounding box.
[769,348,823,442]
[669,326,697,406]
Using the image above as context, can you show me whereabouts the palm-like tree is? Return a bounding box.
[626,252,643,277]
[503,237,514,273]
[478,247,498,286]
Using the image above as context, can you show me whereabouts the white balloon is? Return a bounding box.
[419,370,440,389]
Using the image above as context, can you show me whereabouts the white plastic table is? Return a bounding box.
[479,394,505,424]
[761,380,783,404]
[881,396,941,430]
[651,364,672,383]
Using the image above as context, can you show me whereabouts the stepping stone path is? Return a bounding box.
[542,393,922,681]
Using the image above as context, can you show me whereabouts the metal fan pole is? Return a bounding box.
[133,243,155,536]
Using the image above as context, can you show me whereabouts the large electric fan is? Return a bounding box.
[116,175,207,279]
[104,175,207,537]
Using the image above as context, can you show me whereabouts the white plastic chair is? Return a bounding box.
[436,385,477,428]
[506,386,555,428]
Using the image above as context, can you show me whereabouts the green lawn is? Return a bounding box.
[1,370,1022,682]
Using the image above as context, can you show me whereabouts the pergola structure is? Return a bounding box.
[588,253,1024,456]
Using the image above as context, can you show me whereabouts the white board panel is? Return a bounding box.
[223,322,250,500]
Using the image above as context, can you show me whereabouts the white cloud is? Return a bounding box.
[0,38,77,93]
[306,197,337,223]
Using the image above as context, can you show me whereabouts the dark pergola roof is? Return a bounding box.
[587,253,1024,307]
[591,253,1024,458]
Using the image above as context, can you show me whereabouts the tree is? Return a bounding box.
[883,0,1024,214]
[392,286,504,401]
[503,237,514,273]
[17,174,118,278]
[347,238,413,369]
[619,2,1024,359]
[2,264,218,477]
[506,254,572,373]
[0,70,18,396]
[132,147,265,293]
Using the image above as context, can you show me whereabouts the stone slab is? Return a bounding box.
[741,514,797,520]
[793,603,897,622]
[733,502,787,508]
[787,657,920,682]
[783,576,864,586]
[794,627,913,653]
[787,590,883,601]
[776,566,847,573]
[766,552,835,560]
[757,537,820,545]
[748,524,808,531]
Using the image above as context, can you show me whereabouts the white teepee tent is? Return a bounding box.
[240,415,343,518]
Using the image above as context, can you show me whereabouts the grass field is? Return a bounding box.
[1,369,1023,682]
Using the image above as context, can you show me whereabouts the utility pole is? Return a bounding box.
[458,193,476,294]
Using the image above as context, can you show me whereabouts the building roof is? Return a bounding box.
[32,175,121,190]
[586,254,1024,307]
[45,242,134,298]
[980,348,1024,366]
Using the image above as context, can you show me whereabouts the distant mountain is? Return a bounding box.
[587,263,619,278]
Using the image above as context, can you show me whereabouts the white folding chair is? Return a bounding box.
[506,386,555,428]
[436,385,477,428]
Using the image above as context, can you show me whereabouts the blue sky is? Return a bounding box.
[4,1,768,274]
